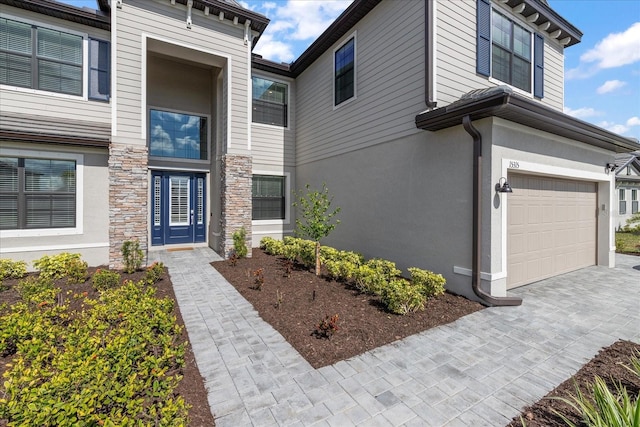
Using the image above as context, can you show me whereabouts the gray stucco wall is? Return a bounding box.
[0,143,110,268]
[296,129,482,300]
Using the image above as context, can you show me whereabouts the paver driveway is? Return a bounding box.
[150,248,640,426]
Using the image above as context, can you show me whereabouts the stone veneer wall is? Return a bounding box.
[109,143,149,268]
[220,154,252,258]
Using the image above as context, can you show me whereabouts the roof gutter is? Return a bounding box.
[463,115,522,307]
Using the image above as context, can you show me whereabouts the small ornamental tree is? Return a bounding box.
[293,183,341,276]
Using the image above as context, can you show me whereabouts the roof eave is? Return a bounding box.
[415,92,639,154]
[0,0,111,30]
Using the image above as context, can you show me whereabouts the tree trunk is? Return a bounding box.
[315,241,321,276]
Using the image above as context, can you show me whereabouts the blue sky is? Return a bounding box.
[63,0,640,141]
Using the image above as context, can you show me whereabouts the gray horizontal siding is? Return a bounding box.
[436,0,565,110]
[295,0,425,165]
[114,0,250,153]
[0,5,111,125]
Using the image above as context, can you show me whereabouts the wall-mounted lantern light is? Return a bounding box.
[606,163,618,172]
[495,177,513,193]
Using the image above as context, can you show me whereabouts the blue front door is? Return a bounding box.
[151,172,206,246]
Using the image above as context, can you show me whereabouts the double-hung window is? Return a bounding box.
[334,36,355,106]
[619,189,627,215]
[0,156,76,230]
[0,17,110,99]
[252,175,285,220]
[252,76,288,127]
[632,189,638,214]
[491,11,531,92]
[476,0,544,98]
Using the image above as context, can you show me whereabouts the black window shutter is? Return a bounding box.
[89,38,110,101]
[477,0,491,76]
[534,33,544,98]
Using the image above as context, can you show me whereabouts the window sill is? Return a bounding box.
[0,84,88,101]
[252,219,290,226]
[487,77,534,99]
[1,227,82,239]
[252,122,290,131]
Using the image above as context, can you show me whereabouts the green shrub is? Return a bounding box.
[33,253,87,283]
[381,279,426,315]
[325,259,359,281]
[144,261,165,284]
[121,240,144,274]
[0,280,189,425]
[15,276,55,302]
[0,259,27,282]
[366,258,401,281]
[232,227,248,258]
[353,265,387,295]
[261,237,287,256]
[92,269,121,291]
[409,267,446,298]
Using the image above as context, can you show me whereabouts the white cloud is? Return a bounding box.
[598,121,629,135]
[254,34,295,63]
[252,0,352,62]
[566,22,640,79]
[596,79,626,94]
[564,106,602,119]
[627,116,640,127]
[581,22,640,69]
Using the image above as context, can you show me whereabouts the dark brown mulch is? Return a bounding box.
[508,340,640,427]
[211,248,485,369]
[0,267,214,427]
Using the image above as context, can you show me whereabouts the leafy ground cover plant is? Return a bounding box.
[0,279,189,425]
[33,253,87,284]
[0,259,27,283]
[92,268,121,291]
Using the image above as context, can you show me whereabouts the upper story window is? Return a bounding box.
[252,76,288,127]
[492,11,531,92]
[476,0,544,98]
[334,36,355,106]
[0,156,76,230]
[149,109,208,160]
[0,17,110,100]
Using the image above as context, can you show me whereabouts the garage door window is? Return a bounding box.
[619,189,626,214]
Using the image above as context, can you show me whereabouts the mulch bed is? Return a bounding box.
[508,340,640,427]
[211,248,485,368]
[0,267,215,427]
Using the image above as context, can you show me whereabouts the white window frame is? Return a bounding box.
[333,31,357,109]
[0,148,84,238]
[0,13,90,100]
[251,74,290,130]
[619,188,627,215]
[488,6,535,98]
[251,171,291,225]
[632,189,638,214]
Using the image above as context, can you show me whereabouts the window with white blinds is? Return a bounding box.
[0,17,110,99]
[0,156,76,230]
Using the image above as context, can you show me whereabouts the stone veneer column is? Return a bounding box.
[109,143,149,268]
[220,154,252,258]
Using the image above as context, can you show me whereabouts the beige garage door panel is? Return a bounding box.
[507,174,596,289]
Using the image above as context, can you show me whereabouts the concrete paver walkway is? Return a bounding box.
[150,248,640,426]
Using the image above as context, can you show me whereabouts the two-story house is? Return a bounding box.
[1,0,637,304]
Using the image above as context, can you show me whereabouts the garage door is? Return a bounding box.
[507,174,596,289]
